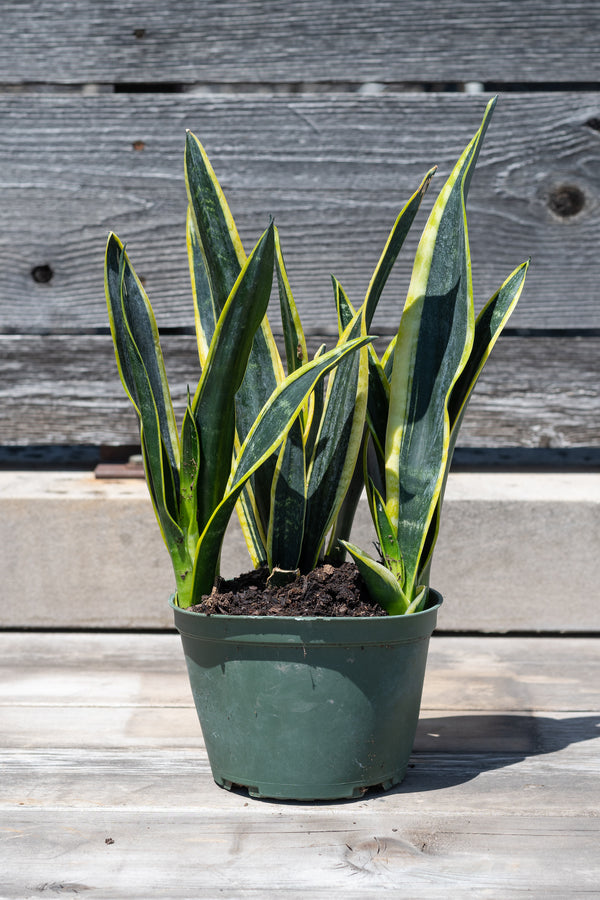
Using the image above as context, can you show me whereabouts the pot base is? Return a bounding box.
[215,769,407,801]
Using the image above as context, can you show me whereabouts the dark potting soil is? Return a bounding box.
[188,562,388,617]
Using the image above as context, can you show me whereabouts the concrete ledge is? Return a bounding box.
[0,471,598,631]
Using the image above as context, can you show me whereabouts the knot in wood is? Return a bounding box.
[548,185,585,218]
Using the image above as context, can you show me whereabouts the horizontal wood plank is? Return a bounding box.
[1,635,598,747]
[1,809,597,898]
[0,333,598,447]
[0,633,598,713]
[0,1,599,85]
[2,742,599,812]
[0,93,599,333]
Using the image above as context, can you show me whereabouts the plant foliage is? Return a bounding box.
[106,216,370,607]
[340,97,529,612]
[105,98,527,615]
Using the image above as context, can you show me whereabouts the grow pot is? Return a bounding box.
[170,589,442,801]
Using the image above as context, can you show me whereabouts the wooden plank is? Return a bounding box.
[1,636,598,749]
[0,333,598,447]
[0,1,599,85]
[0,707,201,750]
[2,742,599,813]
[0,93,599,332]
[0,808,598,897]
[0,633,186,672]
[2,704,599,756]
[1,634,599,713]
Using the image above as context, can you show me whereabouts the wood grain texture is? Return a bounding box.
[0,93,599,333]
[1,334,598,447]
[0,633,598,898]
[0,808,598,898]
[0,0,599,84]
[2,741,599,809]
[1,634,598,714]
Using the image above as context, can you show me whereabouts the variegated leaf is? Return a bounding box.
[369,483,405,583]
[105,235,191,589]
[339,540,409,615]
[385,97,497,599]
[185,132,284,544]
[418,259,529,583]
[275,227,308,375]
[191,223,275,532]
[299,304,370,571]
[267,417,306,571]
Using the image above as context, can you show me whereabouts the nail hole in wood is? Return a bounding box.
[132,140,146,151]
[548,185,585,218]
[31,264,54,284]
[133,28,146,39]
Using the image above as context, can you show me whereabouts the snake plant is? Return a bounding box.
[184,132,392,584]
[105,212,370,609]
[185,126,453,586]
[340,97,529,614]
[106,97,527,616]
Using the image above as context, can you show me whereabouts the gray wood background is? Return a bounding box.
[0,0,599,453]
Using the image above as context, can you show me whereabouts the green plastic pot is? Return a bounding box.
[170,589,442,801]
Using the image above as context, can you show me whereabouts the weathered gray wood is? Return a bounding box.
[0,634,598,898]
[0,333,598,447]
[2,741,599,811]
[0,630,594,709]
[1,809,597,898]
[1,93,599,333]
[1,634,599,712]
[1,635,598,746]
[0,0,599,84]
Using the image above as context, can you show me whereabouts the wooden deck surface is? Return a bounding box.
[0,632,598,898]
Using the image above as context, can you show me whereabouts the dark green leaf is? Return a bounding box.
[385,98,497,599]
[275,228,308,376]
[267,418,306,571]
[192,223,275,532]
[299,307,370,571]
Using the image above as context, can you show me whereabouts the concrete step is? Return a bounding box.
[1,470,598,631]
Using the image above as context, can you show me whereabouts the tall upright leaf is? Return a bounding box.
[385,97,497,598]
[275,227,308,376]
[299,302,370,571]
[105,234,189,587]
[185,133,284,538]
[191,224,275,531]
[327,169,435,562]
[267,418,306,571]
[417,259,530,582]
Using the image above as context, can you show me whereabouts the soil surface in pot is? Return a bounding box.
[188,562,388,617]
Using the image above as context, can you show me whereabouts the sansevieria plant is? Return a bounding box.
[339,97,529,613]
[185,134,374,583]
[105,154,372,609]
[105,95,527,616]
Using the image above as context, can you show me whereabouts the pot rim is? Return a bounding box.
[168,587,443,623]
